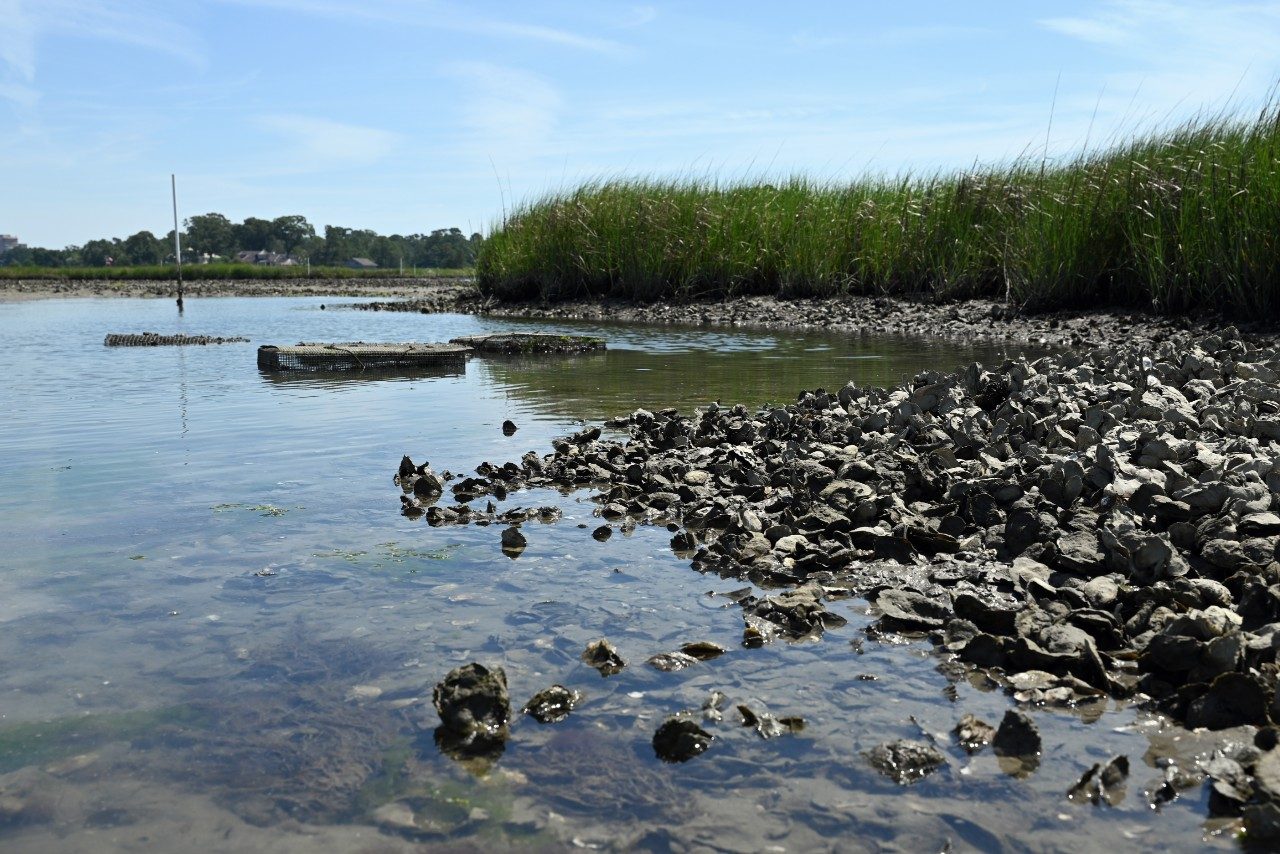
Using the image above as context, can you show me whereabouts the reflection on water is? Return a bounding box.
[257,362,465,387]
[0,297,1227,851]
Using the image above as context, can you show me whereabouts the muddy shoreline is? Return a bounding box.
[0,276,470,302]
[355,289,1263,352]
[7,276,1255,352]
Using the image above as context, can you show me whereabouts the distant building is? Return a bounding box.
[234,249,295,266]
[346,257,378,269]
[0,234,21,254]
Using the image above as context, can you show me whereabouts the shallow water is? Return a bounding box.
[0,296,1234,851]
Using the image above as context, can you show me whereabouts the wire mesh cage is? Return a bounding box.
[447,333,606,354]
[105,332,249,347]
[257,342,471,372]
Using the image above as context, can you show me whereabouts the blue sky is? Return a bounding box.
[4,1,1280,248]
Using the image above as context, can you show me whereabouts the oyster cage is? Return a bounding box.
[105,332,249,347]
[256,342,471,372]
[448,332,606,355]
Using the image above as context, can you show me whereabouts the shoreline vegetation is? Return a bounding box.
[0,264,473,281]
[477,105,1280,318]
[0,271,474,302]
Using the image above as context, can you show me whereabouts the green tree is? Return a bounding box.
[81,238,120,266]
[185,213,235,259]
[417,227,476,267]
[122,230,164,265]
[28,247,66,266]
[1,245,33,266]
[270,215,315,256]
[234,217,277,252]
[317,225,351,264]
[294,233,324,264]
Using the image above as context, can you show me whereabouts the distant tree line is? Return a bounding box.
[0,214,483,269]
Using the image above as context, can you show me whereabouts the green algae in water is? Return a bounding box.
[355,741,530,842]
[315,541,459,571]
[355,741,417,813]
[211,503,302,516]
[0,705,205,773]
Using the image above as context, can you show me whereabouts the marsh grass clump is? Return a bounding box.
[478,103,1280,317]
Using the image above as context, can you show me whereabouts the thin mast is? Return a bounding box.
[171,174,184,313]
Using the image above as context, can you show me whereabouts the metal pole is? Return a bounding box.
[171,174,184,313]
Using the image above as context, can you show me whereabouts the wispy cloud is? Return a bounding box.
[0,0,37,81]
[1041,1,1280,60]
[255,114,399,169]
[215,0,628,54]
[617,5,657,29]
[790,24,991,51]
[0,80,39,107]
[442,62,562,160]
[0,0,203,104]
[1037,1,1280,136]
[1039,15,1130,47]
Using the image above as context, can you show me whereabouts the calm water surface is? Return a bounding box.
[0,297,1228,851]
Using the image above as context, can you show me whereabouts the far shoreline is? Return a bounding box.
[0,276,473,303]
[5,276,1270,353]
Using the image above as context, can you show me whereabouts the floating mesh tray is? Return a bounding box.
[448,332,606,354]
[257,341,471,372]
[105,332,249,347]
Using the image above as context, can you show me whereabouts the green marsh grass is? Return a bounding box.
[478,105,1280,316]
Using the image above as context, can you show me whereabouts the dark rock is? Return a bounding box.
[1004,503,1053,557]
[433,662,510,737]
[992,709,1041,758]
[653,717,713,762]
[592,525,612,542]
[413,470,444,498]
[952,591,1017,635]
[1202,748,1253,807]
[1240,512,1280,537]
[957,632,1008,668]
[398,454,416,480]
[432,663,510,768]
[1006,670,1106,706]
[737,704,804,738]
[1185,672,1271,730]
[1067,755,1129,806]
[647,651,700,672]
[744,582,846,641]
[500,526,526,557]
[502,419,518,436]
[671,531,697,552]
[952,713,995,754]
[865,739,947,785]
[582,639,626,676]
[522,684,582,723]
[876,588,950,629]
[679,641,726,660]
[1243,803,1280,842]
[1055,529,1105,576]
